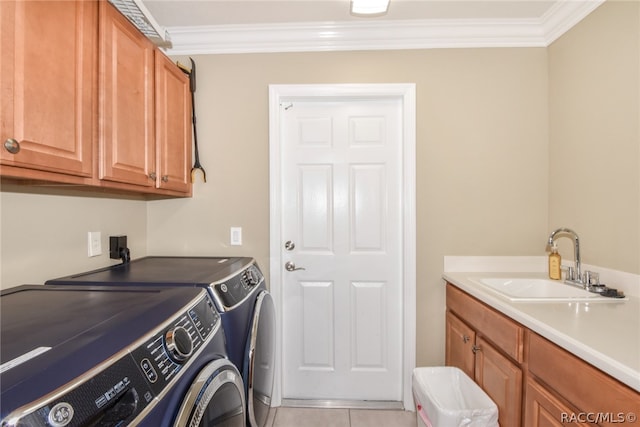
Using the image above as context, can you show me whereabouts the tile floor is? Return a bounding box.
[266,407,418,427]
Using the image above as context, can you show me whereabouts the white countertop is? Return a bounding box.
[443,272,640,392]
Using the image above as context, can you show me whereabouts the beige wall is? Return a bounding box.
[0,185,148,288]
[1,0,637,369]
[548,0,640,275]
[147,48,550,366]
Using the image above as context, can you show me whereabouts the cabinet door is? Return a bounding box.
[0,0,95,178]
[475,337,523,427]
[445,311,475,378]
[154,50,191,193]
[524,378,589,427]
[99,1,155,187]
[528,332,640,427]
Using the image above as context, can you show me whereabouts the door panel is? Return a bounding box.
[99,1,155,187]
[475,337,523,427]
[351,281,386,369]
[0,0,95,177]
[155,50,191,192]
[524,378,589,427]
[445,311,475,378]
[300,280,334,370]
[351,165,386,251]
[299,165,333,251]
[281,98,403,401]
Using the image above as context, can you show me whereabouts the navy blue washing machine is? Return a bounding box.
[46,257,276,427]
[0,284,246,426]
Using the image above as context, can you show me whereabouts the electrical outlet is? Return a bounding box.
[88,231,102,257]
[230,227,242,246]
[109,235,130,263]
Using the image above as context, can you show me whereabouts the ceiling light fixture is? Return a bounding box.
[350,0,390,16]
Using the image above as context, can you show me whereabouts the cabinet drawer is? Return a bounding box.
[528,332,640,426]
[446,283,524,362]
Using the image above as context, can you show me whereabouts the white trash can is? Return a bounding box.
[412,367,498,427]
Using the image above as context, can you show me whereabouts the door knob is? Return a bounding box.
[285,261,305,272]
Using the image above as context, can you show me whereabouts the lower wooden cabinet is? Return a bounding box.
[445,287,523,426]
[446,282,640,427]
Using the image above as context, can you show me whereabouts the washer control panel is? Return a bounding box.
[131,296,219,393]
[211,264,264,311]
[5,294,220,427]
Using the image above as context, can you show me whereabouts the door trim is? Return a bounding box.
[268,83,416,410]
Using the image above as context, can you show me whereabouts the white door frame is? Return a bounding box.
[268,83,416,410]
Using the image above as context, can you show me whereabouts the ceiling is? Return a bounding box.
[143,0,558,27]
[139,0,605,54]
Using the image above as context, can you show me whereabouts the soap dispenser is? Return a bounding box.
[548,243,561,280]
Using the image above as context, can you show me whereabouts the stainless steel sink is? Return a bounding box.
[471,278,626,302]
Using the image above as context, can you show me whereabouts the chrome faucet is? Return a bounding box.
[548,228,582,286]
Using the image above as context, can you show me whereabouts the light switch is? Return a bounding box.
[88,231,102,257]
[230,227,242,246]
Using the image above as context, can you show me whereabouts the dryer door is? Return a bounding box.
[245,291,276,427]
[174,359,246,427]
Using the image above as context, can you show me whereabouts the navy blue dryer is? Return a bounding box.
[1,285,246,426]
[47,256,276,427]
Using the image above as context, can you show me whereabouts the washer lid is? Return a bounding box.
[0,285,206,417]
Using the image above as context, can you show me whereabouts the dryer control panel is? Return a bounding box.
[210,263,264,311]
[4,294,221,427]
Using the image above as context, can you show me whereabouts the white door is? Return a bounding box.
[279,97,403,401]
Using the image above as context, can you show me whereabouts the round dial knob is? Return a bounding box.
[165,327,193,363]
[243,268,260,286]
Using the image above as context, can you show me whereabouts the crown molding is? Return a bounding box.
[163,0,605,55]
[540,0,605,45]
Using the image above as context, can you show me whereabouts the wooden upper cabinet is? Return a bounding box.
[98,0,155,188]
[1,0,191,196]
[0,0,96,180]
[155,51,191,193]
